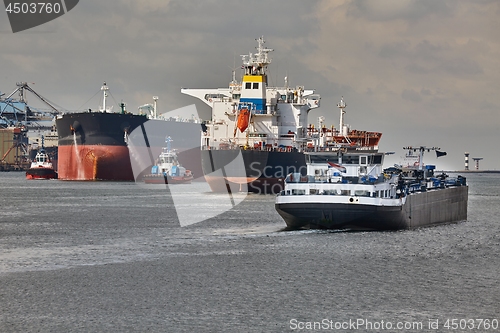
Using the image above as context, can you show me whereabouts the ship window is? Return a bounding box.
[308,155,340,164]
[253,82,259,89]
[355,190,371,197]
[309,189,319,195]
[360,156,368,165]
[344,156,358,164]
[292,189,306,195]
[373,155,382,164]
[285,173,302,183]
[245,82,252,89]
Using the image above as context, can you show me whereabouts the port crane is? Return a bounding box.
[0,82,61,126]
[0,82,62,170]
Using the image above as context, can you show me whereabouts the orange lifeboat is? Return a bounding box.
[237,109,250,132]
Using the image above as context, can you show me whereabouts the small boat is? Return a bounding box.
[275,146,468,230]
[26,141,58,180]
[142,136,194,184]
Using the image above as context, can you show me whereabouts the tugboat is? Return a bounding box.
[26,137,58,180]
[275,146,468,230]
[142,136,194,184]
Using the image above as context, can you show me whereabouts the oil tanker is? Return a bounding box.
[182,37,381,194]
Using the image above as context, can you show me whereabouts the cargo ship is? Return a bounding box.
[275,146,468,230]
[182,37,381,194]
[56,82,150,180]
[56,83,204,181]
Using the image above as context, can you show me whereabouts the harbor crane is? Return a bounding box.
[0,82,61,126]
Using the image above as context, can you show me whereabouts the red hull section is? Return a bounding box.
[58,145,134,181]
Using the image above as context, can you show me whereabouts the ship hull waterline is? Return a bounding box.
[57,145,134,181]
[276,186,468,231]
[142,175,193,184]
[201,149,307,194]
[26,168,58,180]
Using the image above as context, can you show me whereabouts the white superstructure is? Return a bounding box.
[181,36,321,152]
[278,152,403,207]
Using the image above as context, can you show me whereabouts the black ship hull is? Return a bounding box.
[276,186,468,231]
[56,112,149,180]
[201,149,307,194]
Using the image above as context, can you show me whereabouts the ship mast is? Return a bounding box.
[241,36,273,75]
[337,97,346,136]
[153,96,159,119]
[403,146,440,170]
[165,136,173,153]
[317,116,325,151]
[100,82,109,112]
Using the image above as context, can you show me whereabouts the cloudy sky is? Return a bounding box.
[1,0,498,170]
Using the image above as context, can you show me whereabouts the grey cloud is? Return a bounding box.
[346,0,452,22]
[405,63,430,74]
[437,58,483,77]
[401,89,422,103]
[378,40,411,58]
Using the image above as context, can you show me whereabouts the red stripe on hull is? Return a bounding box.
[58,145,134,181]
[26,172,57,180]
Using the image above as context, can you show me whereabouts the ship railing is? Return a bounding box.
[280,183,387,197]
[237,102,267,115]
[403,174,467,193]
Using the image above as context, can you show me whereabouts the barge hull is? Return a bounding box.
[276,186,468,230]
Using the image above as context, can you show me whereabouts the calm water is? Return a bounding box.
[0,172,499,332]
